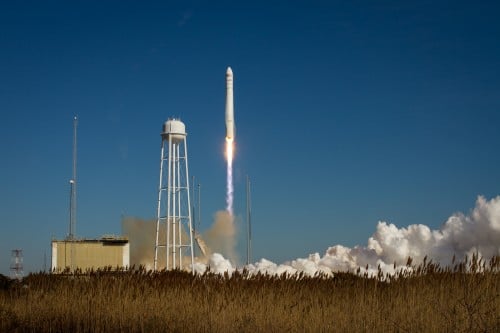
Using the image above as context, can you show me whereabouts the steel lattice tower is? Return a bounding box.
[154,119,194,271]
[10,249,23,280]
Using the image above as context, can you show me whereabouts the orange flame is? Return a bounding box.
[225,137,234,162]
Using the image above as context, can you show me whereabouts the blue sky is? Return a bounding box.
[1,0,499,275]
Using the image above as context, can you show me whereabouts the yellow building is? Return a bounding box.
[51,236,129,272]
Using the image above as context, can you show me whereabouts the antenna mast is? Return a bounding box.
[69,116,77,239]
[246,175,252,265]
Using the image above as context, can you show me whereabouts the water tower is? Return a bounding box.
[154,119,194,271]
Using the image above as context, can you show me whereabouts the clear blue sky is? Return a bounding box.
[1,0,499,275]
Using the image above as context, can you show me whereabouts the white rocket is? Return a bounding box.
[225,67,235,140]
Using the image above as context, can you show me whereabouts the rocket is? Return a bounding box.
[225,67,235,140]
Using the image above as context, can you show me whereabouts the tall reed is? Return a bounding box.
[0,256,498,332]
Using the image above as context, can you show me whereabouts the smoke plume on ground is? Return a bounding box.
[122,211,240,270]
[121,217,157,270]
[202,210,238,264]
[199,195,500,276]
[122,217,192,270]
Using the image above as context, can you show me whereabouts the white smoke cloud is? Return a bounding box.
[204,195,500,276]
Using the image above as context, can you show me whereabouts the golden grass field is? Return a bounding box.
[1,255,498,332]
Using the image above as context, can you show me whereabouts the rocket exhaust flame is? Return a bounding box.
[226,137,234,215]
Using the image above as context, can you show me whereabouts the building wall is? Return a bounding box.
[51,240,129,272]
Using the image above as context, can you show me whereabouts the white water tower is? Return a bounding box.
[154,119,194,271]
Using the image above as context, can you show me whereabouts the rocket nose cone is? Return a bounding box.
[226,67,233,76]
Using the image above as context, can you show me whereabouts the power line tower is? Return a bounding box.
[154,119,194,271]
[10,249,23,280]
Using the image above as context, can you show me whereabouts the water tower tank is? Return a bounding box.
[162,119,186,143]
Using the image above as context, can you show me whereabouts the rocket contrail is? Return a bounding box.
[225,67,234,215]
[226,138,234,215]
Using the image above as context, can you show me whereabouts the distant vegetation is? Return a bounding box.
[0,274,11,291]
[0,255,498,332]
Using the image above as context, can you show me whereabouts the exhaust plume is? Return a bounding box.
[202,210,238,264]
[203,195,500,276]
[122,217,197,270]
[122,217,157,270]
[225,138,234,215]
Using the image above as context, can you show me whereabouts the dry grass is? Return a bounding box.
[0,255,498,332]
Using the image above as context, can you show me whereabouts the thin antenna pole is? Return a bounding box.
[192,176,196,234]
[246,175,252,265]
[198,183,201,231]
[69,116,78,272]
[68,181,72,238]
[249,177,252,264]
[69,116,78,239]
